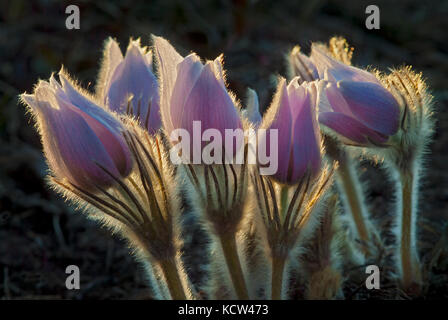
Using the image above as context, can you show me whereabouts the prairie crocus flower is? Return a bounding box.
[252,77,334,299]
[261,77,321,184]
[311,46,401,256]
[381,66,435,293]
[288,39,398,258]
[97,38,161,133]
[153,35,249,299]
[153,36,242,161]
[321,83,394,256]
[320,81,400,146]
[21,72,133,191]
[309,46,400,147]
[289,42,401,146]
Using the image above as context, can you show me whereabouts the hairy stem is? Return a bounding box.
[159,258,186,300]
[398,170,420,290]
[219,234,249,299]
[271,257,286,300]
[338,158,370,254]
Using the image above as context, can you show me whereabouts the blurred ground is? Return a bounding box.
[0,0,447,299]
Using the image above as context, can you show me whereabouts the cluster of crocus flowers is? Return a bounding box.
[22,39,190,300]
[21,34,435,299]
[251,77,335,299]
[289,38,435,292]
[289,39,400,259]
[289,38,400,147]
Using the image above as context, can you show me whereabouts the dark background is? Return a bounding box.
[0,0,447,299]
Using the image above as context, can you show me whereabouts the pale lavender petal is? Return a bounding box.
[97,37,123,101]
[313,80,332,114]
[58,73,122,132]
[289,84,321,182]
[337,81,400,136]
[153,35,184,135]
[106,40,161,132]
[311,46,380,84]
[324,81,354,116]
[66,100,132,177]
[169,53,203,131]
[28,84,122,190]
[211,55,226,88]
[286,78,307,117]
[180,62,242,158]
[180,62,241,133]
[319,111,388,145]
[265,79,293,183]
[289,47,319,82]
[57,74,133,176]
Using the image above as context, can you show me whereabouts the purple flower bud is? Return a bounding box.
[99,38,161,133]
[319,80,400,145]
[306,47,400,145]
[22,73,133,190]
[153,36,242,154]
[263,78,321,184]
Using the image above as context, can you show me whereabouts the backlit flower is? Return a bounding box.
[153,36,242,158]
[261,77,322,184]
[22,72,133,190]
[289,45,401,146]
[98,38,161,133]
